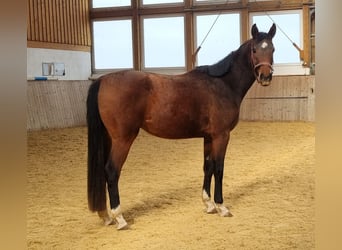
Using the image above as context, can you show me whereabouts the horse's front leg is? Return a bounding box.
[212,159,231,217]
[212,135,232,217]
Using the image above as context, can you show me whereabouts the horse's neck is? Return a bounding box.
[222,41,256,103]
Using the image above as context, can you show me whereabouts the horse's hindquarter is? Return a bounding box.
[97,71,152,136]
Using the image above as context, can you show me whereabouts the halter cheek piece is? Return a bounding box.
[250,43,274,82]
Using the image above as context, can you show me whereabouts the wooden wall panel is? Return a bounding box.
[27,0,91,50]
[27,81,92,130]
[240,76,315,121]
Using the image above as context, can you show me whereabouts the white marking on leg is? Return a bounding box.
[111,205,128,230]
[111,205,122,217]
[202,189,210,201]
[98,209,114,226]
[202,190,216,214]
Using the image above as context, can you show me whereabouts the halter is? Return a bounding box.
[250,42,274,82]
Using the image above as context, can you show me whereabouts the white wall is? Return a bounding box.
[27,48,91,80]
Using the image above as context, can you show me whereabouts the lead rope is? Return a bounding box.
[192,0,230,67]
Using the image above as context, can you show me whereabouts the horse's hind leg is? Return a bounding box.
[105,157,127,230]
[202,137,216,213]
[106,134,138,230]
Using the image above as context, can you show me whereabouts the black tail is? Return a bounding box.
[87,79,110,212]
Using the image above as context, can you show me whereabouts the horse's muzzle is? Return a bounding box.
[257,72,273,86]
[254,62,273,87]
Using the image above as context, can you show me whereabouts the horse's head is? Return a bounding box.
[250,23,276,86]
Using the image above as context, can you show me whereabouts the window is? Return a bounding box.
[142,16,185,70]
[92,19,133,70]
[142,0,183,5]
[195,13,240,66]
[196,0,240,3]
[250,10,308,75]
[89,0,312,75]
[92,0,131,8]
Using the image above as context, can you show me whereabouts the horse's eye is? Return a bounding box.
[253,47,256,53]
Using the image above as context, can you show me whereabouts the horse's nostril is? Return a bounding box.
[261,73,267,80]
[260,73,272,82]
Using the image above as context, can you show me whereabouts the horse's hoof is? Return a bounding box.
[207,207,217,214]
[221,210,233,217]
[215,204,232,217]
[104,217,115,226]
[115,214,129,230]
[204,201,217,214]
[98,210,114,226]
[117,220,129,230]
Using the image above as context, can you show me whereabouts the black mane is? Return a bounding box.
[195,51,236,77]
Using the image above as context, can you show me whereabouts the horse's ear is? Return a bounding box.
[251,24,259,39]
[268,23,276,39]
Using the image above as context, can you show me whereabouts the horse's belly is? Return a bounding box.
[141,112,206,139]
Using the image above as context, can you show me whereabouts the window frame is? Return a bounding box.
[89,0,314,76]
[141,14,187,74]
[140,0,184,7]
[91,17,134,73]
[91,0,132,9]
[194,0,241,5]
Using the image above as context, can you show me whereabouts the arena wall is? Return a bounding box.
[27,75,315,130]
[240,75,315,121]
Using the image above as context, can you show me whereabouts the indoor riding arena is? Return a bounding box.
[27,1,315,249]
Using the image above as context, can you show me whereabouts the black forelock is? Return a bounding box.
[255,32,269,42]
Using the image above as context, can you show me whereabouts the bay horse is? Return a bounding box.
[87,23,276,230]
